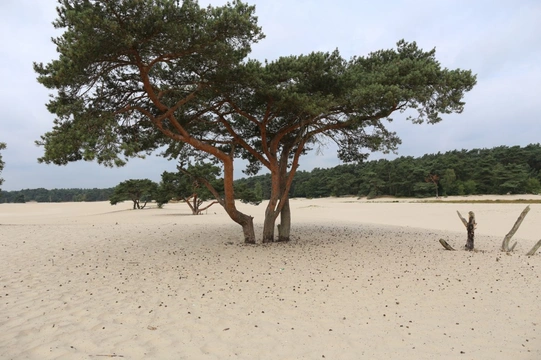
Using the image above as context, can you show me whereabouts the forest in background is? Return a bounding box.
[237,144,541,199]
[1,144,540,203]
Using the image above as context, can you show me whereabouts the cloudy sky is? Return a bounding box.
[1,0,540,191]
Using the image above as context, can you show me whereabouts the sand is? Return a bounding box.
[1,197,540,359]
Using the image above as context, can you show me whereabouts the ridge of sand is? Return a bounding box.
[1,197,540,359]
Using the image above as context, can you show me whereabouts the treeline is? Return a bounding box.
[0,187,114,203]
[236,144,541,199]
[2,144,540,203]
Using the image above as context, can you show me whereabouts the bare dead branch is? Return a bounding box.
[526,239,541,256]
[501,205,530,252]
[456,210,468,228]
[439,239,456,251]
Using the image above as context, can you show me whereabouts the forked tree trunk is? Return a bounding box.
[277,198,291,242]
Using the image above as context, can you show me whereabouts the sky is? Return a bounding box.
[0,0,540,191]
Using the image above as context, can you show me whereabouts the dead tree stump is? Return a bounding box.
[456,210,476,251]
[465,211,476,251]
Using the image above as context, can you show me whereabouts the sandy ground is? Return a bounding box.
[1,196,540,359]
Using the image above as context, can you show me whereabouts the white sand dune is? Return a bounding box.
[1,197,540,359]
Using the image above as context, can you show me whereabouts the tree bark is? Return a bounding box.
[262,206,278,243]
[239,213,256,244]
[262,162,282,243]
[465,211,475,251]
[277,198,291,242]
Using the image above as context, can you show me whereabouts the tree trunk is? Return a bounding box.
[277,198,291,242]
[262,207,277,243]
[239,213,256,244]
[192,194,198,215]
[262,164,282,243]
[197,155,256,244]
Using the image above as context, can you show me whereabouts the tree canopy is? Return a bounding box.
[35,0,476,243]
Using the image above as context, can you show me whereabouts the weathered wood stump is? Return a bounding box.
[465,211,476,251]
[456,210,476,251]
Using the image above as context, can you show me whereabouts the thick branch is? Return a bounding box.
[217,114,271,168]
[197,201,219,214]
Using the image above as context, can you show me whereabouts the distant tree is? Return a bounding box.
[110,179,158,209]
[235,182,263,206]
[414,182,434,198]
[525,178,541,194]
[425,174,440,198]
[156,163,223,215]
[253,182,263,200]
[0,142,5,193]
[358,171,385,198]
[463,179,477,195]
[440,169,456,196]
